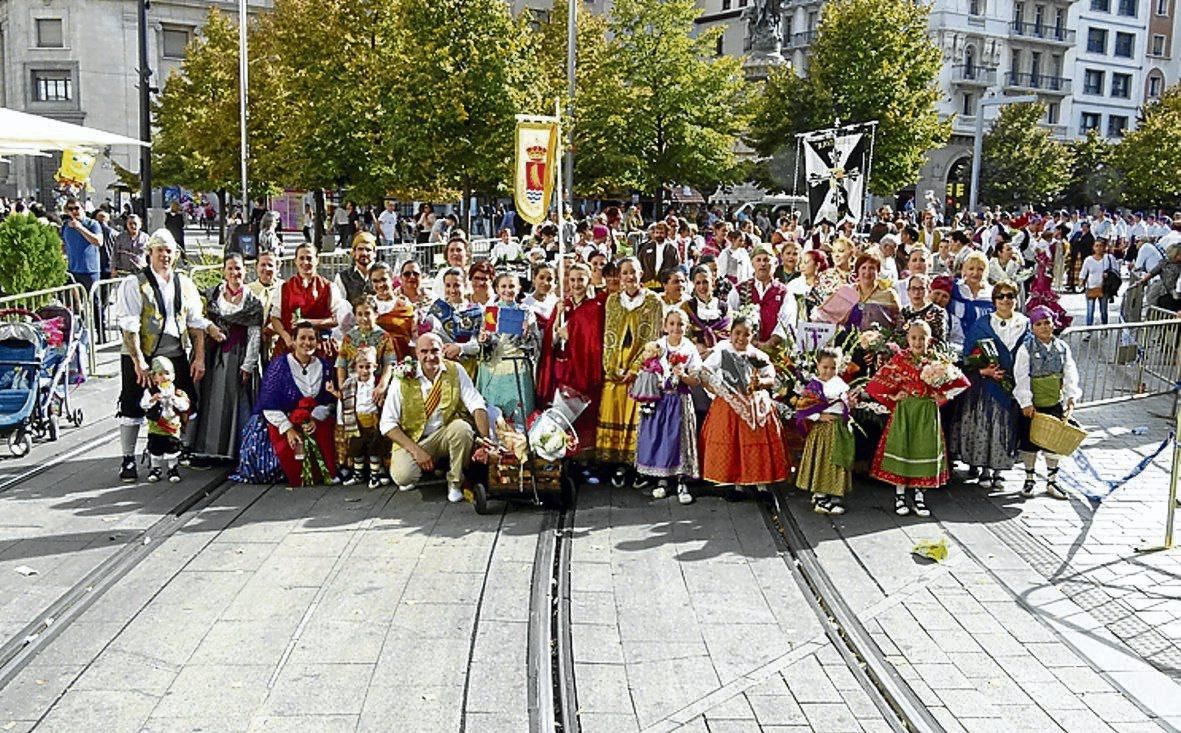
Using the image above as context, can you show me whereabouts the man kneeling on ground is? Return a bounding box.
[379,333,491,502]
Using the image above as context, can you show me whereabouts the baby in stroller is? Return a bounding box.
[140,357,190,483]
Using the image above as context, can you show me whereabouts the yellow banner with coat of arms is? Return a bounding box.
[513,120,558,226]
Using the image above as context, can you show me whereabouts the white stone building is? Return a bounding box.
[0,0,270,206]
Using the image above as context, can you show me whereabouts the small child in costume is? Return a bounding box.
[1013,305,1081,499]
[866,321,970,517]
[139,356,191,484]
[793,348,854,515]
[340,346,391,489]
[628,341,664,415]
[336,295,396,482]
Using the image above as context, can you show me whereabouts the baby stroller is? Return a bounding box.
[0,308,85,456]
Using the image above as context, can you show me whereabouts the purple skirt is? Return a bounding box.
[636,390,699,479]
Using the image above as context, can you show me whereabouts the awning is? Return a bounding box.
[0,107,148,152]
[666,185,705,204]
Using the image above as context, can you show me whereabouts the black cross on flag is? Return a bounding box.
[802,125,870,227]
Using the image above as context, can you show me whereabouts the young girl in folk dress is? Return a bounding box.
[867,321,970,517]
[477,272,540,426]
[635,310,703,504]
[700,315,791,501]
[1014,305,1081,499]
[794,349,854,515]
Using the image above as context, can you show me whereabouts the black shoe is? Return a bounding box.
[725,485,750,502]
[188,454,211,470]
[178,451,193,468]
[167,466,181,483]
[119,456,138,483]
[147,467,162,483]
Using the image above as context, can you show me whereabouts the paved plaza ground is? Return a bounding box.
[1,290,1180,732]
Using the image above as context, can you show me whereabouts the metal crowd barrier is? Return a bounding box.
[0,283,96,374]
[1060,311,1181,408]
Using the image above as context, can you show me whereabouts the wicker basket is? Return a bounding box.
[1029,412,1087,456]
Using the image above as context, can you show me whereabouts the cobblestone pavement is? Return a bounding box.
[0,484,542,732]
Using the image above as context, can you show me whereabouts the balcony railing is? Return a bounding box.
[787,30,817,48]
[1004,72,1072,94]
[1009,21,1076,44]
[950,65,997,85]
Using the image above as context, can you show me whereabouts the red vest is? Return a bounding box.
[736,278,787,342]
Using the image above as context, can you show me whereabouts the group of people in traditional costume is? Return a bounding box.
[110,203,1088,519]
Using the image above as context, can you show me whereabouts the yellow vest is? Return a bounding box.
[129,271,199,357]
[395,362,469,449]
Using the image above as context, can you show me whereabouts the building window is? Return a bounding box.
[1114,31,1135,56]
[1034,4,1045,30]
[1108,115,1128,136]
[1047,102,1060,124]
[161,28,191,59]
[1149,75,1163,97]
[1087,27,1108,53]
[1084,68,1105,94]
[1151,34,1166,55]
[1091,0,1110,10]
[1081,112,1102,132]
[35,18,64,48]
[32,70,71,102]
[722,0,731,9]
[962,93,975,116]
[1014,1,1025,22]
[715,35,723,56]
[970,0,984,15]
[1157,0,1169,14]
[1111,72,1132,97]
[1118,0,1138,14]
[738,0,748,6]
[1010,49,1021,76]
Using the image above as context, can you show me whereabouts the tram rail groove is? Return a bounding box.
[0,427,120,496]
[0,470,234,690]
[528,507,579,733]
[761,493,945,733]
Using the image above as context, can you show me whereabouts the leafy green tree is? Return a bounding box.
[1116,84,1181,211]
[251,0,396,203]
[381,0,535,208]
[1060,129,1121,210]
[152,8,277,199]
[0,213,68,295]
[979,103,1073,206]
[572,0,748,210]
[747,0,949,196]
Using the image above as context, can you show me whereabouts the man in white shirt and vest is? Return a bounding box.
[380,333,492,502]
[114,230,222,481]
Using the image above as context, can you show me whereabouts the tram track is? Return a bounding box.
[528,506,579,733]
[0,421,120,496]
[0,469,239,690]
[761,492,945,733]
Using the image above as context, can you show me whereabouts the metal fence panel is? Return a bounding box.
[0,283,96,374]
[1061,314,1181,408]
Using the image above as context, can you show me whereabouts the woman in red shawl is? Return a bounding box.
[553,263,605,479]
[270,243,344,360]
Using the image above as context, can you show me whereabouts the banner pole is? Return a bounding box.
[555,97,566,301]
[1136,405,1180,554]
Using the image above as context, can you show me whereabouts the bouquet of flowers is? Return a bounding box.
[964,338,1014,392]
[920,359,965,389]
[392,356,418,381]
[289,396,330,486]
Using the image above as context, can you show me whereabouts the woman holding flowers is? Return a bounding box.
[867,321,970,517]
[951,280,1029,490]
[257,321,338,487]
[700,314,790,500]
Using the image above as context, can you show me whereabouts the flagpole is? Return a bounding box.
[554,98,566,302]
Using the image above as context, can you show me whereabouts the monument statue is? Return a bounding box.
[744,0,786,60]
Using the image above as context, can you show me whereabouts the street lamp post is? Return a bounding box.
[564,0,576,209]
[137,0,153,214]
[968,93,1038,213]
[238,0,249,213]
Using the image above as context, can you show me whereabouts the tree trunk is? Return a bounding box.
[217,189,227,248]
[313,189,326,250]
[654,185,665,220]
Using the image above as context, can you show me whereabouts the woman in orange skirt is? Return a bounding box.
[700,315,791,501]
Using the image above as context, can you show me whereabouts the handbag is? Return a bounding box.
[1102,255,1122,298]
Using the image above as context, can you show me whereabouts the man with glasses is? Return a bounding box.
[61,198,103,294]
[114,230,220,481]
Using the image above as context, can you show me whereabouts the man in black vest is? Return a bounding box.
[636,221,681,288]
[333,231,377,304]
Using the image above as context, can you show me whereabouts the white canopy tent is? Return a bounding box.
[0,107,148,152]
